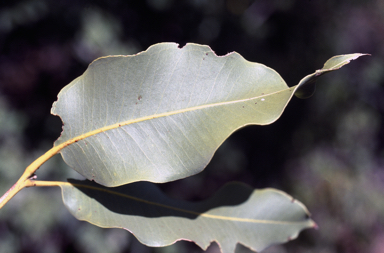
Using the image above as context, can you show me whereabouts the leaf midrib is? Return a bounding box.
[24,85,296,185]
[56,86,296,150]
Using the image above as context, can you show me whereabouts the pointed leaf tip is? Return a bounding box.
[295,53,369,99]
[322,53,370,70]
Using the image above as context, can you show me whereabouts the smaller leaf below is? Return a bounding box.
[60,180,316,253]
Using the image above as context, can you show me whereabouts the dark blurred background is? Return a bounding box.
[0,0,383,252]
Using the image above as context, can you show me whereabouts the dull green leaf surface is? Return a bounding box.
[51,43,366,186]
[60,180,316,253]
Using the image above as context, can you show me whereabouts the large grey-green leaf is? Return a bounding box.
[51,43,366,186]
[60,179,316,253]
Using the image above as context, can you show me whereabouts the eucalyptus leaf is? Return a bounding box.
[51,43,367,186]
[60,179,316,253]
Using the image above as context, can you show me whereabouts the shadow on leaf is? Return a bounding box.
[66,179,253,219]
